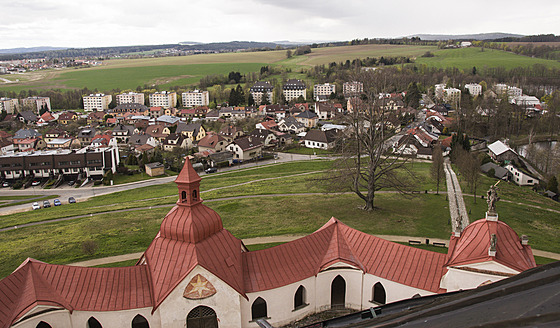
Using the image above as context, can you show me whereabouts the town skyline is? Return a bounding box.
[2,0,560,49]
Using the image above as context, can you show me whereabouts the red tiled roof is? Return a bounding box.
[198,133,225,149]
[243,218,447,293]
[445,218,536,272]
[0,259,152,327]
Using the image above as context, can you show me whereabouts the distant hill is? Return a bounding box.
[0,46,68,54]
[409,33,525,41]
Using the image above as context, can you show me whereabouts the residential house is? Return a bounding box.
[295,110,318,128]
[487,141,518,162]
[283,79,306,102]
[162,133,191,152]
[480,162,510,180]
[156,115,181,127]
[129,134,158,151]
[219,107,246,121]
[207,150,235,167]
[44,129,65,143]
[148,107,165,118]
[249,129,277,147]
[91,135,113,148]
[58,111,78,125]
[314,102,337,120]
[197,132,228,153]
[0,138,15,155]
[255,120,278,131]
[112,124,135,143]
[145,124,170,142]
[12,128,44,151]
[177,122,206,142]
[302,129,337,150]
[259,104,289,120]
[18,111,38,124]
[47,138,74,149]
[37,111,56,125]
[87,111,106,125]
[226,136,263,162]
[505,164,538,186]
[278,116,305,134]
[77,128,97,144]
[205,109,220,121]
[218,125,243,142]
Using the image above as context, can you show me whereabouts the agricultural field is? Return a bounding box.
[2,44,560,93]
[414,47,560,71]
[0,159,557,279]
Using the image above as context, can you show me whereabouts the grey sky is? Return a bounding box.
[1,0,558,48]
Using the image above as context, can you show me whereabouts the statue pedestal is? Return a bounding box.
[486,212,498,221]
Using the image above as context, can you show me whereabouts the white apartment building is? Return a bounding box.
[508,86,523,97]
[443,88,461,105]
[313,83,336,101]
[0,97,19,114]
[182,90,209,108]
[22,96,51,113]
[494,84,522,98]
[250,81,273,104]
[83,93,112,111]
[149,91,177,108]
[464,83,482,96]
[343,81,363,97]
[283,79,306,102]
[116,92,145,105]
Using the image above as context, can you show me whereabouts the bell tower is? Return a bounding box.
[175,157,202,207]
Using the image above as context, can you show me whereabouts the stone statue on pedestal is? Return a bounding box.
[487,184,499,216]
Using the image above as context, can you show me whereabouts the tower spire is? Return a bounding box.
[175,157,202,206]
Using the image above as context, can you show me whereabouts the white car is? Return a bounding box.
[32,202,40,210]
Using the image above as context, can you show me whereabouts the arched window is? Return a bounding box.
[331,275,346,309]
[192,189,198,201]
[36,322,52,328]
[87,317,103,328]
[373,282,386,305]
[187,306,217,328]
[131,315,150,328]
[294,285,306,310]
[181,191,187,201]
[251,297,268,321]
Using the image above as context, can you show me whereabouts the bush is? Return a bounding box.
[12,181,23,189]
[93,180,103,186]
[486,168,495,178]
[81,240,98,255]
[422,51,435,57]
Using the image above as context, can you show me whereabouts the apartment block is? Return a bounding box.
[464,83,482,96]
[116,92,145,105]
[182,90,209,108]
[22,96,51,113]
[149,91,177,108]
[250,81,273,104]
[283,79,306,102]
[83,94,112,111]
[313,83,336,101]
[0,97,19,114]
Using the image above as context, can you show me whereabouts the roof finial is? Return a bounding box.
[486,182,500,221]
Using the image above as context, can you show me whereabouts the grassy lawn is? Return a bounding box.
[111,169,177,185]
[283,147,334,155]
[415,47,560,71]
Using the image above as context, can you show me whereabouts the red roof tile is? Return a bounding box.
[445,218,536,272]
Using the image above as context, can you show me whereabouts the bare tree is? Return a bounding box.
[323,70,416,211]
[456,149,481,203]
[431,146,445,194]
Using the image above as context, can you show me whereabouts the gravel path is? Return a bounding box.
[444,159,469,233]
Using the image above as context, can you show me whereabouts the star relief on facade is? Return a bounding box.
[183,274,217,299]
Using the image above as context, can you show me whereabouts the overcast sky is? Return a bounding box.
[1,0,559,49]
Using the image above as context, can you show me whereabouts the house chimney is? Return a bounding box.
[521,235,529,246]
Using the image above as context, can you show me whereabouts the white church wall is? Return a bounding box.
[241,276,316,327]
[70,308,156,328]
[316,267,364,311]
[362,274,434,307]
[440,266,509,292]
[12,307,72,328]
[156,265,242,328]
[463,260,520,274]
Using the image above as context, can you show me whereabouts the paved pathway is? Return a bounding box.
[444,159,469,233]
[69,233,560,267]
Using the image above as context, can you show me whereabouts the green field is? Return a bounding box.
[415,47,560,71]
[8,44,560,93]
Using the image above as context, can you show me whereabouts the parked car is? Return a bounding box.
[31,180,41,186]
[205,167,218,174]
[2,181,10,188]
[68,197,76,204]
[67,180,75,186]
[53,199,62,206]
[43,200,51,208]
[32,202,40,210]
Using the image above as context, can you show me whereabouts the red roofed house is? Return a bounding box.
[0,161,536,328]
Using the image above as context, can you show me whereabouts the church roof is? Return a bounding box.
[243,218,447,293]
[445,218,536,272]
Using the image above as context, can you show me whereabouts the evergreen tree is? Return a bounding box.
[547,176,558,193]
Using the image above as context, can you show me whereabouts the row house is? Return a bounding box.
[0,146,119,181]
